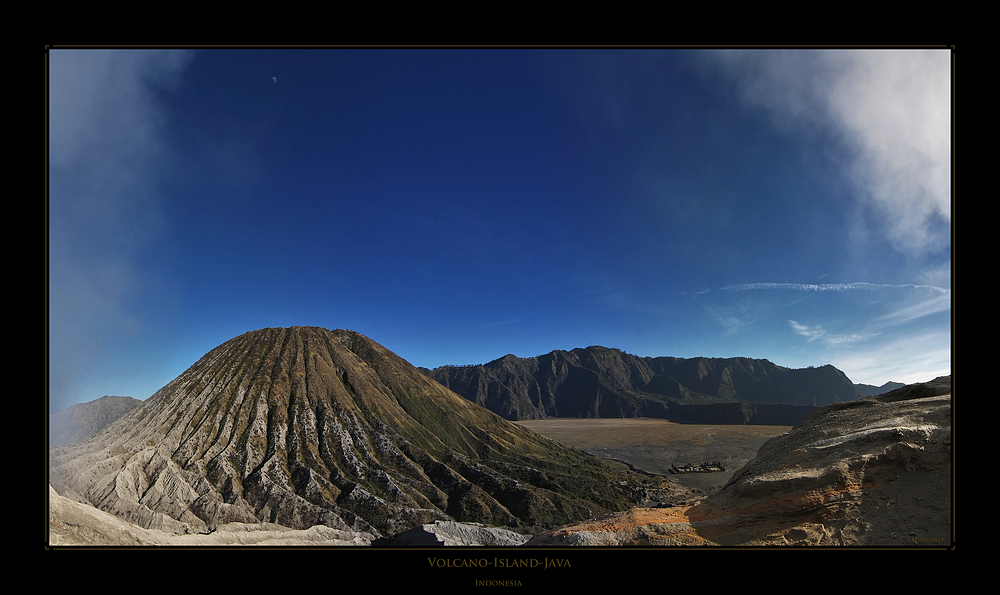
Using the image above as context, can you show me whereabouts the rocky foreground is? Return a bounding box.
[527,376,952,546]
[48,485,374,546]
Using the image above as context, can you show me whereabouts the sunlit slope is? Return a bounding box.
[50,327,641,538]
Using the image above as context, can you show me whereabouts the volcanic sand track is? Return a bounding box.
[516,418,791,493]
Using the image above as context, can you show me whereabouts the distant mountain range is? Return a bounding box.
[49,395,143,447]
[49,348,906,448]
[425,346,876,424]
[854,381,907,397]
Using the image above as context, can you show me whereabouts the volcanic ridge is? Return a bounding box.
[49,327,653,541]
[48,327,952,547]
[427,346,863,424]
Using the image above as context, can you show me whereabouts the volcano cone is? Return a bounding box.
[50,327,639,537]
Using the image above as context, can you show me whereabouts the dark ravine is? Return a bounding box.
[49,327,651,540]
[426,346,862,423]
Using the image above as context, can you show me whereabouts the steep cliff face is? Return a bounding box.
[527,376,953,546]
[429,348,862,421]
[49,327,643,539]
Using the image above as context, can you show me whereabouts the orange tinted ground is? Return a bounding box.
[537,490,865,546]
[568,506,695,532]
[535,505,711,546]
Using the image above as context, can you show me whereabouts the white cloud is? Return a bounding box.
[831,331,952,385]
[826,50,951,252]
[705,49,951,255]
[876,290,952,327]
[701,281,949,356]
[789,320,822,341]
[789,320,872,346]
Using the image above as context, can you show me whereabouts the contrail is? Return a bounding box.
[718,282,949,293]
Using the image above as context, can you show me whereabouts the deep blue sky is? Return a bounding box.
[48,48,952,411]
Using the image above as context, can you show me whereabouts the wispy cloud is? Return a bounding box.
[703,307,758,336]
[700,279,950,383]
[466,312,536,332]
[697,280,950,346]
[789,320,872,345]
[875,290,952,327]
[718,282,949,293]
[831,331,951,385]
[722,281,951,331]
[704,49,951,256]
[692,291,761,336]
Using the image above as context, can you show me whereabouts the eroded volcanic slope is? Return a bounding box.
[527,376,953,546]
[49,327,644,539]
[49,395,143,447]
[428,347,861,421]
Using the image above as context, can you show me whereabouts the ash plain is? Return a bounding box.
[515,418,792,494]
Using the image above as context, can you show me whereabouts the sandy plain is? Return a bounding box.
[516,418,792,493]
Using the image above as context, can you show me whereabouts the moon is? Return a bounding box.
[272,77,277,83]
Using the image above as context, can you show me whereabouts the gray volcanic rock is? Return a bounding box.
[374,520,530,546]
[49,395,143,447]
[49,484,174,546]
[49,327,643,541]
[48,485,375,546]
[690,375,952,545]
[429,347,862,421]
[527,376,953,546]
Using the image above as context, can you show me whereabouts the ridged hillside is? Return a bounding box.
[428,346,861,421]
[49,327,644,538]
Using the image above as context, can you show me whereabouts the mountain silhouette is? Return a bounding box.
[854,381,906,397]
[427,346,862,421]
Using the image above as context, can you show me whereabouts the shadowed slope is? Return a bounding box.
[50,327,641,539]
[429,346,862,421]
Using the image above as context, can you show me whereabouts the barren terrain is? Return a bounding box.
[527,378,953,546]
[48,419,788,546]
[517,419,790,493]
[48,350,951,548]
